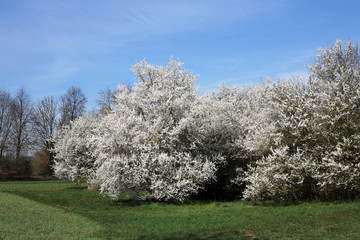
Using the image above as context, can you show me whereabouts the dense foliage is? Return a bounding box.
[53,40,360,201]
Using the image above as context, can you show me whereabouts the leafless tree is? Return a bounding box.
[32,96,58,149]
[32,96,58,171]
[0,90,13,159]
[96,84,133,115]
[10,87,33,163]
[59,86,87,128]
[96,87,118,114]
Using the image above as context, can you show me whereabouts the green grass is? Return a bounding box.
[1,180,360,239]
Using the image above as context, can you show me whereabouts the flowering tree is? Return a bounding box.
[186,83,277,199]
[306,40,360,199]
[240,40,360,200]
[52,114,100,187]
[91,58,219,201]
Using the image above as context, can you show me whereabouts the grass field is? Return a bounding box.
[1,180,360,239]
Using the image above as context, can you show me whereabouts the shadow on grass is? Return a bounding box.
[1,180,305,210]
[68,185,88,190]
[153,229,266,240]
[111,198,154,207]
[246,200,302,207]
[0,176,58,181]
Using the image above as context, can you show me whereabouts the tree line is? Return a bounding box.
[52,40,360,202]
[0,86,91,178]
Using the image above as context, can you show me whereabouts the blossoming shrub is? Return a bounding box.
[53,40,360,201]
[53,58,221,201]
[241,40,360,200]
[52,115,100,187]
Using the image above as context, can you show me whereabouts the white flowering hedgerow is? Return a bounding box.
[53,40,360,202]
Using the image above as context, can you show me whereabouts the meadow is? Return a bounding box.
[0,180,360,239]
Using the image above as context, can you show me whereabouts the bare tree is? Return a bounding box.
[32,96,58,171]
[0,90,13,159]
[96,87,117,114]
[59,86,87,128]
[32,96,58,149]
[10,87,33,163]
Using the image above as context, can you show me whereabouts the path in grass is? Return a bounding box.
[1,180,360,239]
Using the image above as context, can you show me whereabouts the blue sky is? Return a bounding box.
[1,0,359,110]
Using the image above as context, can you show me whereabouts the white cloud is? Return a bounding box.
[1,0,286,53]
[0,0,288,106]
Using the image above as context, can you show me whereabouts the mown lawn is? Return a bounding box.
[0,180,359,239]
